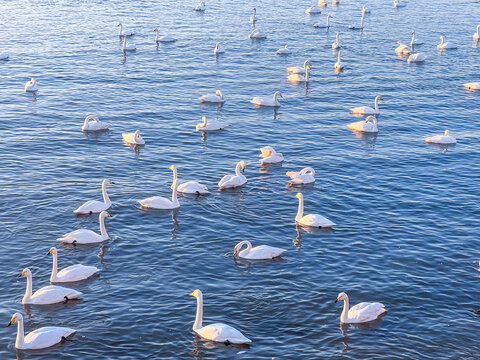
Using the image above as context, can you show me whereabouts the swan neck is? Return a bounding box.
[374,97,379,110]
[239,241,252,257]
[122,36,126,51]
[340,297,350,323]
[326,17,329,26]
[118,24,122,36]
[477,26,480,36]
[83,117,89,128]
[296,196,304,221]
[360,13,364,27]
[171,170,178,204]
[235,162,242,176]
[15,317,25,349]
[336,33,339,42]
[24,274,33,303]
[99,213,108,239]
[50,252,58,282]
[102,181,111,206]
[193,293,203,331]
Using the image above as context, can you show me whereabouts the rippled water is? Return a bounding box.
[1,0,480,358]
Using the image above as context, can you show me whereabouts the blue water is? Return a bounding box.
[1,0,480,358]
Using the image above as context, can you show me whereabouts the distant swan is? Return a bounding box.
[200,90,225,103]
[218,160,246,189]
[288,65,311,82]
[362,6,371,14]
[350,96,383,115]
[194,2,206,11]
[464,82,480,90]
[295,193,335,228]
[24,78,38,92]
[407,52,427,63]
[190,289,251,344]
[313,15,332,28]
[122,130,145,145]
[332,32,341,49]
[335,292,387,323]
[154,29,176,43]
[57,211,111,245]
[259,146,284,164]
[305,5,322,14]
[286,167,315,185]
[393,0,406,8]
[348,116,378,133]
[234,240,286,259]
[348,11,364,30]
[251,91,282,107]
[122,35,136,52]
[276,45,291,55]
[410,31,423,46]
[437,36,457,50]
[334,51,344,70]
[248,29,267,39]
[82,115,110,132]
[474,25,480,41]
[214,43,225,54]
[287,59,311,74]
[424,129,456,144]
[196,116,225,131]
[117,23,134,37]
[318,0,327,7]
[8,313,76,350]
[138,165,180,209]
[395,42,410,55]
[48,247,99,283]
[73,179,114,214]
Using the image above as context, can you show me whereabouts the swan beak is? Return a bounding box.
[234,248,237,255]
[379,97,384,101]
[109,181,115,184]
[107,212,112,217]
[335,299,338,303]
[47,249,52,255]
[18,270,25,277]
[7,318,14,327]
[189,291,195,297]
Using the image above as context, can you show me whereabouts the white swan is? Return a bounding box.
[8,313,76,350]
[348,11,364,30]
[0,52,9,60]
[276,45,291,55]
[287,59,311,74]
[334,51,344,70]
[362,6,371,14]
[214,43,225,54]
[437,36,457,50]
[332,32,341,49]
[424,129,456,144]
[250,8,256,23]
[234,240,286,260]
[190,289,251,344]
[464,82,480,90]
[81,115,110,132]
[251,91,282,107]
[474,25,480,41]
[286,167,315,185]
[19,268,82,305]
[138,165,180,209]
[122,35,136,52]
[176,181,210,195]
[48,247,99,283]
[196,116,225,131]
[248,29,267,39]
[200,90,225,103]
[350,96,383,115]
[259,146,284,164]
[306,5,322,14]
[117,23,134,36]
[395,42,410,55]
[218,161,247,189]
[410,31,423,46]
[407,52,427,63]
[348,116,378,133]
[335,292,387,323]
[194,2,206,11]
[313,15,332,28]
[295,193,335,228]
[318,0,327,7]
[154,29,176,43]
[24,78,38,92]
[73,179,114,214]
[393,0,406,8]
[287,65,311,82]
[57,211,111,245]
[123,130,145,145]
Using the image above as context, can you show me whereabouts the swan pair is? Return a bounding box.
[336,292,386,323]
[287,59,311,75]
[350,96,383,115]
[139,165,181,209]
[437,36,457,50]
[288,65,311,82]
[348,116,378,133]
[334,51,344,71]
[117,23,134,36]
[248,29,267,39]
[313,15,331,28]
[82,115,110,131]
[8,313,76,350]
[259,146,284,164]
[196,116,225,131]
[123,130,145,145]
[234,240,286,259]
[425,130,456,144]
[305,5,322,14]
[24,78,38,92]
[251,91,282,107]
[58,211,111,244]
[276,45,291,55]
[200,90,225,103]
[286,167,315,185]
[122,35,136,52]
[154,28,176,43]
[214,43,225,54]
[48,247,99,283]
[218,161,246,189]
[74,179,114,214]
[332,32,341,49]
[295,193,335,228]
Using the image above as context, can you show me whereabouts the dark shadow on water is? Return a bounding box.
[189,332,250,357]
[83,129,110,140]
[232,253,284,274]
[350,130,378,148]
[285,182,315,193]
[425,142,456,153]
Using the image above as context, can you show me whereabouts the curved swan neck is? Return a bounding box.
[99,213,108,239]
[50,252,58,282]
[440,36,444,45]
[83,117,89,128]
[202,116,207,126]
[102,180,111,205]
[239,240,252,257]
[118,23,123,36]
[336,32,339,42]
[340,296,350,322]
[235,162,243,176]
[193,293,203,331]
[296,195,304,220]
[374,97,379,110]
[15,316,25,349]
[338,51,341,62]
[24,274,33,302]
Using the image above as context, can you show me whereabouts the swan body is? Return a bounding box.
[177,181,210,195]
[139,165,180,209]
[350,96,383,115]
[348,12,364,30]
[123,130,145,145]
[234,240,286,260]
[73,179,114,214]
[474,25,480,41]
[250,8,256,23]
[295,193,335,228]
[334,51,344,70]
[214,43,225,54]
[200,90,225,103]
[218,161,246,189]
[288,65,310,82]
[407,52,427,63]
[335,292,386,324]
[464,82,480,90]
[57,211,111,245]
[24,78,38,92]
[251,91,282,107]
[348,116,378,133]
[196,116,225,131]
[276,45,291,55]
[0,52,9,60]
[286,167,315,185]
[287,59,311,74]
[81,115,110,131]
[332,32,341,49]
[313,15,331,28]
[122,36,136,52]
[394,0,406,8]
[248,29,267,39]
[410,31,423,45]
[8,313,76,350]
[20,268,82,305]
[395,42,410,55]
[194,2,206,11]
[117,23,134,36]
[437,36,457,50]
[425,129,456,144]
[259,146,284,164]
[306,5,322,14]
[190,289,251,344]
[48,247,99,283]
[154,29,176,43]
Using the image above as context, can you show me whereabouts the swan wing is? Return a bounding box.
[197,323,251,344]
[287,66,304,74]
[23,327,76,349]
[290,174,315,184]
[286,170,301,179]
[350,106,376,115]
[56,264,99,282]
[178,181,210,194]
[73,200,108,214]
[245,245,286,259]
[138,196,175,209]
[250,97,265,105]
[348,302,386,323]
[298,214,335,228]
[219,175,246,189]
[30,285,82,304]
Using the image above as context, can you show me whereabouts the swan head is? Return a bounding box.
[239,160,246,172]
[134,130,142,141]
[335,292,348,303]
[444,129,449,136]
[169,164,177,171]
[215,90,223,97]
[153,28,158,32]
[47,247,57,256]
[117,23,122,27]
[103,179,115,186]
[366,116,376,124]
[190,289,202,298]
[295,192,303,200]
[375,96,383,102]
[7,313,22,327]
[273,91,283,99]
[100,211,111,219]
[18,268,31,278]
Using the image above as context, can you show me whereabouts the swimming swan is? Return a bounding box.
[167,166,210,195]
[348,11,364,30]
[437,36,457,50]
[57,211,111,245]
[194,2,206,11]
[332,32,341,49]
[48,247,99,283]
[248,29,267,39]
[117,23,134,37]
[286,167,315,185]
[348,116,378,133]
[287,59,311,74]
[190,289,252,344]
[122,35,136,52]
[306,5,322,14]
[73,179,114,214]
[8,313,76,350]
[200,90,225,103]
[196,116,225,131]
[251,91,283,107]
[393,0,406,8]
[335,292,387,323]
[288,65,311,82]
[410,31,423,46]
[122,130,145,145]
[234,240,286,259]
[250,8,257,23]
[19,268,82,305]
[350,96,383,115]
[424,129,456,144]
[24,78,38,92]
[218,161,246,189]
[474,25,480,41]
[295,193,335,228]
[395,41,410,55]
[313,15,332,28]
[82,115,110,132]
[276,45,291,55]
[214,43,225,54]
[464,82,480,90]
[259,146,284,164]
[407,52,427,63]
[154,29,176,43]
[138,165,180,209]
[334,51,344,70]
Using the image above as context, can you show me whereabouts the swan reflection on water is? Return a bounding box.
[350,130,378,148]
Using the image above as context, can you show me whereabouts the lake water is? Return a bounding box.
[1,0,480,358]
